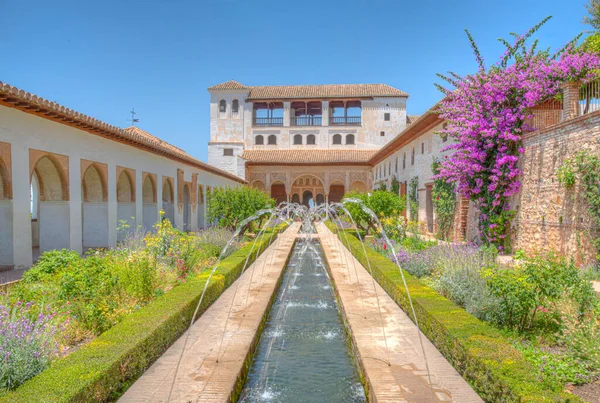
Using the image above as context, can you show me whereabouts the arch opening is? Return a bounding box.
[82,164,109,249]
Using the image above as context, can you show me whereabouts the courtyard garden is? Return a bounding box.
[0,186,275,397]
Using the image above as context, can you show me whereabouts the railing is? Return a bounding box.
[330,116,361,125]
[291,116,322,126]
[253,117,284,127]
[525,98,563,131]
[579,79,600,115]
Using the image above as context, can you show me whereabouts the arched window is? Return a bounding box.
[411,146,415,165]
[403,152,406,169]
[293,134,303,145]
[332,134,342,145]
[346,134,355,145]
[268,135,277,145]
[232,99,239,113]
[255,135,264,145]
[219,100,227,113]
[306,134,316,145]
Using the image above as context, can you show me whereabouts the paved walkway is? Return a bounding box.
[317,224,482,403]
[119,223,300,403]
[593,281,600,294]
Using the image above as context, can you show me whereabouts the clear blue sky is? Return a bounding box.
[1,0,590,162]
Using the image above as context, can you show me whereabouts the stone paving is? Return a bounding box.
[317,224,483,403]
[118,223,300,403]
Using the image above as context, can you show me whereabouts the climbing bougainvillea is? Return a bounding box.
[435,17,600,249]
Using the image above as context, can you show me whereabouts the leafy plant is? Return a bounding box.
[390,176,400,195]
[345,190,406,234]
[431,158,456,240]
[21,250,82,283]
[485,252,593,332]
[0,302,63,391]
[207,186,274,230]
[408,176,419,222]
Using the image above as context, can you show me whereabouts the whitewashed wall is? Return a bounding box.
[0,105,242,268]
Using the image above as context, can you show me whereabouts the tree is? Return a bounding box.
[435,17,599,249]
[207,186,274,230]
[344,190,406,234]
[431,158,456,240]
[584,0,600,31]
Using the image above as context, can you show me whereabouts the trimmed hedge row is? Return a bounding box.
[329,226,582,403]
[0,225,287,403]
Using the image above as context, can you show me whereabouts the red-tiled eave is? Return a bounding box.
[369,106,443,165]
[0,81,246,184]
[242,149,377,166]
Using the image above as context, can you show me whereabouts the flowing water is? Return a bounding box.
[240,235,366,402]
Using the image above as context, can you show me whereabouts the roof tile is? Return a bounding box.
[242,149,377,164]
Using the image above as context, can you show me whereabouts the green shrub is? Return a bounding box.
[332,227,581,402]
[0,225,287,403]
[344,190,406,234]
[207,186,274,230]
[21,250,82,283]
[486,252,594,332]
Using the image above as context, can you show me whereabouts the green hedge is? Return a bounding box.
[0,225,287,403]
[330,226,582,403]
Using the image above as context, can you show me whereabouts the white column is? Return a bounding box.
[283,102,291,127]
[174,176,183,230]
[11,144,33,268]
[68,155,83,253]
[322,100,329,126]
[135,170,143,230]
[107,164,117,247]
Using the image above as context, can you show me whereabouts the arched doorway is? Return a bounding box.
[142,174,157,232]
[329,182,345,203]
[162,178,175,224]
[117,170,135,242]
[251,181,266,192]
[316,194,325,205]
[183,184,191,231]
[302,190,314,207]
[291,193,300,204]
[197,185,205,229]
[270,182,287,205]
[30,155,70,257]
[350,181,367,193]
[291,175,324,208]
[82,164,108,249]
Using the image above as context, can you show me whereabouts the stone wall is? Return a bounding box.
[513,110,600,264]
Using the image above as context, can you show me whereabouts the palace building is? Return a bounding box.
[207,80,417,205]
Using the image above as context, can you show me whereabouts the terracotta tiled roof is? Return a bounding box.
[248,84,408,100]
[0,81,245,183]
[242,149,378,165]
[208,80,249,90]
[209,81,408,99]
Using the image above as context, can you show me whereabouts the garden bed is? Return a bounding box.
[329,225,585,402]
[0,225,286,403]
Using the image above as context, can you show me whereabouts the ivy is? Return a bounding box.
[558,150,600,258]
[408,176,419,222]
[390,175,400,195]
[431,158,456,240]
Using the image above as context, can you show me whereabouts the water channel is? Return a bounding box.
[239,233,366,402]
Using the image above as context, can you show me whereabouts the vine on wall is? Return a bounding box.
[408,176,419,222]
[431,158,456,240]
[390,176,400,195]
[558,150,600,259]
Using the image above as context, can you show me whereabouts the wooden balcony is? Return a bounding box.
[330,116,361,126]
[291,116,322,126]
[253,117,284,127]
